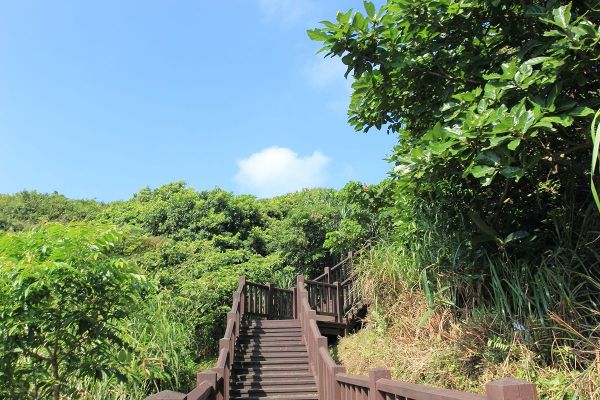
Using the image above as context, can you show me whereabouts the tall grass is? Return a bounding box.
[591,109,600,212]
[72,292,200,399]
[350,198,599,397]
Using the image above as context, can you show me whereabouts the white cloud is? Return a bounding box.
[235,146,330,197]
[258,0,315,25]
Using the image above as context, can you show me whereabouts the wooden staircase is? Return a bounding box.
[231,320,318,400]
[147,241,540,400]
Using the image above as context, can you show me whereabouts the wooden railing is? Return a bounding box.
[244,281,295,320]
[305,280,340,319]
[296,274,539,400]
[307,241,371,323]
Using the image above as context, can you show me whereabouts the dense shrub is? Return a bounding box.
[0,191,104,232]
[0,224,148,400]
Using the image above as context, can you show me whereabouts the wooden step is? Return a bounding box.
[238,353,308,360]
[234,355,308,365]
[239,332,301,337]
[240,333,302,337]
[233,371,315,380]
[233,364,310,373]
[242,320,300,329]
[236,346,307,353]
[237,342,305,348]
[230,394,318,400]
[230,386,317,395]
[232,378,316,388]
[237,337,303,343]
[241,327,301,332]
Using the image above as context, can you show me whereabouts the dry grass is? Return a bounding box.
[338,233,600,399]
[336,287,599,399]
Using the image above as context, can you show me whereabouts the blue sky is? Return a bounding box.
[0,0,394,201]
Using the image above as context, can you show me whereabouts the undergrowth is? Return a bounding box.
[339,235,599,400]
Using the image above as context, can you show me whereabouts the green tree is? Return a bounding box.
[324,180,395,254]
[0,191,104,232]
[264,189,340,277]
[103,182,265,246]
[309,0,599,246]
[0,223,147,400]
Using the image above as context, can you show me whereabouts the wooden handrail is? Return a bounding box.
[314,239,371,283]
[336,373,369,387]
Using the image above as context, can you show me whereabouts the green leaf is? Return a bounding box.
[471,165,496,178]
[364,1,376,18]
[569,107,595,117]
[524,57,552,66]
[418,308,435,328]
[484,83,501,101]
[478,151,501,166]
[552,3,572,29]
[421,269,434,307]
[500,166,524,180]
[507,139,521,150]
[591,110,600,212]
[307,29,329,41]
[540,115,574,127]
[504,231,530,243]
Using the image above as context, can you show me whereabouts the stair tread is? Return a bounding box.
[235,358,309,363]
[241,327,301,331]
[232,379,316,387]
[231,387,317,394]
[242,321,300,328]
[237,346,306,351]
[233,365,310,372]
[233,371,314,379]
[238,352,308,358]
[230,395,317,400]
[239,333,302,336]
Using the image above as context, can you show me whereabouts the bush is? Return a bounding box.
[0,223,148,400]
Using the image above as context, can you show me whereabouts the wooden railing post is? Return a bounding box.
[144,391,186,400]
[266,283,273,319]
[334,281,343,323]
[219,337,229,358]
[197,370,217,390]
[324,266,331,283]
[293,286,297,319]
[368,368,391,400]
[332,365,346,400]
[485,377,538,400]
[212,366,225,400]
[239,276,246,316]
[297,275,305,317]
[316,337,328,397]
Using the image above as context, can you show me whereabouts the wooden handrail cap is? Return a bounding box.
[485,377,537,400]
[144,390,186,400]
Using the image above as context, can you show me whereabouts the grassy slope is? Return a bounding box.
[335,246,599,400]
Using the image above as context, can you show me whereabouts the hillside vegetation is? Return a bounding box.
[0,182,389,399]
